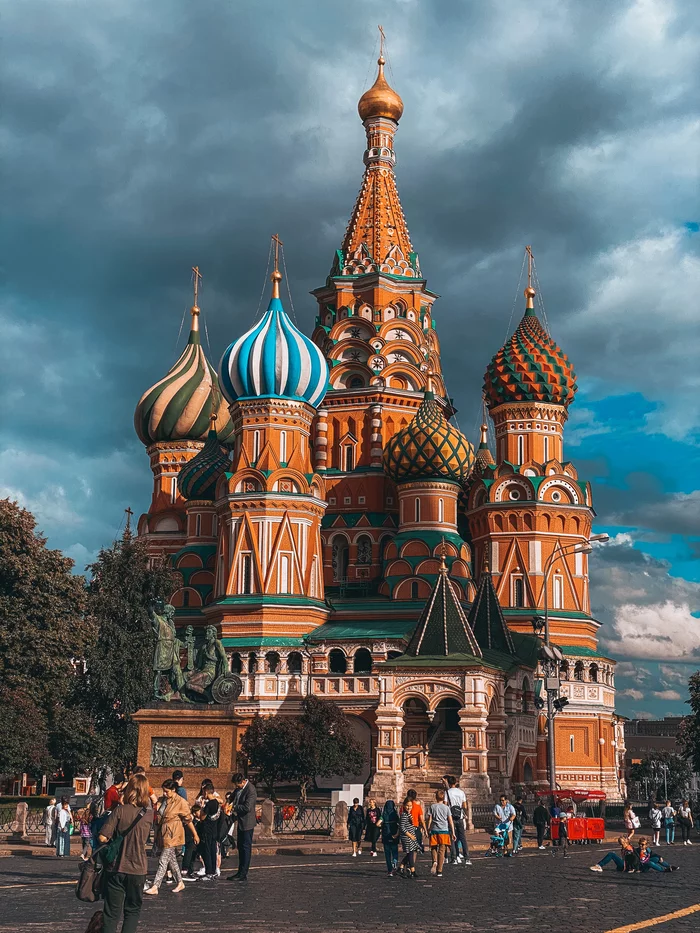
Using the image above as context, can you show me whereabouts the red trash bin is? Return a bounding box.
[551,817,560,840]
[585,817,605,841]
[567,817,586,841]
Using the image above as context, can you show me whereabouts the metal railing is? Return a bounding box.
[273,805,333,835]
[0,806,45,834]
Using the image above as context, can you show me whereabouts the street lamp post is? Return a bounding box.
[538,533,609,800]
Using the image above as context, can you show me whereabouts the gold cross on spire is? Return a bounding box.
[524,245,536,309]
[270,233,283,299]
[192,265,202,308]
[378,24,386,60]
[124,506,133,533]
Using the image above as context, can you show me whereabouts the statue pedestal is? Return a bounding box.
[133,703,240,799]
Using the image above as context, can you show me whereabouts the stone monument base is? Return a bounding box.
[133,703,240,799]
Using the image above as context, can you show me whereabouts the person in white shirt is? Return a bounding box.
[662,801,676,845]
[493,794,516,853]
[442,775,472,865]
[649,803,663,847]
[678,800,693,845]
[55,797,72,857]
[44,798,57,847]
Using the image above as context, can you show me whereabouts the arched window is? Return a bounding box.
[353,648,372,673]
[560,660,570,680]
[356,535,372,564]
[513,577,524,608]
[230,652,242,674]
[517,435,525,464]
[248,652,258,673]
[265,651,280,673]
[589,663,599,683]
[329,649,347,674]
[552,574,564,609]
[332,537,349,582]
[287,651,303,674]
[574,661,585,682]
[348,376,364,389]
[410,581,419,599]
[414,497,421,523]
[438,498,444,523]
[279,430,287,463]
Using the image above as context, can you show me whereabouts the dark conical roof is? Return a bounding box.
[404,559,482,658]
[468,564,516,655]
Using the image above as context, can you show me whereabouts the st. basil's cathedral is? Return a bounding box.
[134,52,625,800]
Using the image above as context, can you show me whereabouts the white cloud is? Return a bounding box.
[652,689,683,700]
[621,688,645,700]
[603,601,700,661]
[659,664,690,684]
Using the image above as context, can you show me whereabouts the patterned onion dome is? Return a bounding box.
[177,417,229,501]
[219,271,328,408]
[483,287,577,408]
[135,306,234,446]
[383,390,475,484]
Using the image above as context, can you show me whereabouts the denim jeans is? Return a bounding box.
[598,851,624,870]
[665,823,675,844]
[56,828,70,857]
[383,839,398,873]
[512,824,523,852]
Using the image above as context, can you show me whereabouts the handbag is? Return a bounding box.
[632,815,641,829]
[76,808,146,903]
[446,789,463,823]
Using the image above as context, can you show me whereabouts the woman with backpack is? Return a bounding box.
[649,802,662,847]
[98,773,153,933]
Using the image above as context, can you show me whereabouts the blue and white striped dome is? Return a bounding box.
[219,293,328,408]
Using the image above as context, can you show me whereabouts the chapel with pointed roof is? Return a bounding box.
[133,47,625,801]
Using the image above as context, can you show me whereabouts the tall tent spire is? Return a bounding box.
[403,563,482,658]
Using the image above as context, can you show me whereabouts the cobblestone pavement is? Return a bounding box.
[1,844,699,933]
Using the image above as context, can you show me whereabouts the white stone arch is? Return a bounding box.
[493,477,533,503]
[539,478,580,504]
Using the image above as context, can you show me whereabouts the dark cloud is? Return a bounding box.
[1,0,699,569]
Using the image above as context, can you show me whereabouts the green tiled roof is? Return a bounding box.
[557,645,614,661]
[222,637,305,648]
[322,511,396,529]
[468,571,516,655]
[404,564,482,658]
[305,619,415,642]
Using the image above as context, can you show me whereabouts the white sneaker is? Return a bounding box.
[688,841,693,845]
[589,864,603,872]
[215,868,221,876]
[196,868,206,876]
[352,852,357,857]
[464,859,472,866]
[371,851,377,857]
[538,845,546,850]
[358,849,362,855]
[455,856,464,864]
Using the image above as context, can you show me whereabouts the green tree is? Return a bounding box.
[239,714,301,801]
[678,671,700,775]
[630,750,693,801]
[80,529,176,768]
[0,498,89,776]
[293,697,365,802]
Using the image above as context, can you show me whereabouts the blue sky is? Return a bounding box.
[1,0,698,720]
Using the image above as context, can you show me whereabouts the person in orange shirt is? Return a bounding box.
[405,789,428,852]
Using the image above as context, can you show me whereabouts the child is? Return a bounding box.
[347,798,365,857]
[182,804,203,880]
[78,808,92,860]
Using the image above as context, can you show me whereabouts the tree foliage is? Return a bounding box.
[629,750,693,800]
[678,671,700,774]
[239,715,300,801]
[79,530,177,768]
[0,499,89,775]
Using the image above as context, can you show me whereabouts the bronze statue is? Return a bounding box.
[151,601,184,699]
[182,626,228,699]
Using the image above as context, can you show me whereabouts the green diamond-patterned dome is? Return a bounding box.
[383,392,475,484]
[177,421,229,501]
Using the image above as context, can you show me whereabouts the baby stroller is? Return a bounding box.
[487,825,507,858]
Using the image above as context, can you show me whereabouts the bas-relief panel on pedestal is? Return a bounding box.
[150,737,220,769]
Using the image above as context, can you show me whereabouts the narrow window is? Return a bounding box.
[279,555,290,593]
[543,435,550,462]
[195,514,202,537]
[345,445,354,471]
[517,435,525,464]
[182,589,190,607]
[280,430,287,463]
[218,554,224,593]
[570,735,575,753]
[513,577,524,607]
[438,498,444,523]
[170,477,177,503]
[414,497,421,523]
[241,554,252,594]
[410,581,419,599]
[253,430,261,461]
[212,515,218,537]
[553,575,564,609]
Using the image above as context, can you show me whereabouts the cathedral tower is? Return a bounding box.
[212,242,330,639]
[311,45,452,593]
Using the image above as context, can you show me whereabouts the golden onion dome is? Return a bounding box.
[358,56,404,123]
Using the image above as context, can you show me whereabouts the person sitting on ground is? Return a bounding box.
[590,836,641,873]
[636,836,679,873]
[347,798,365,857]
[533,800,550,850]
